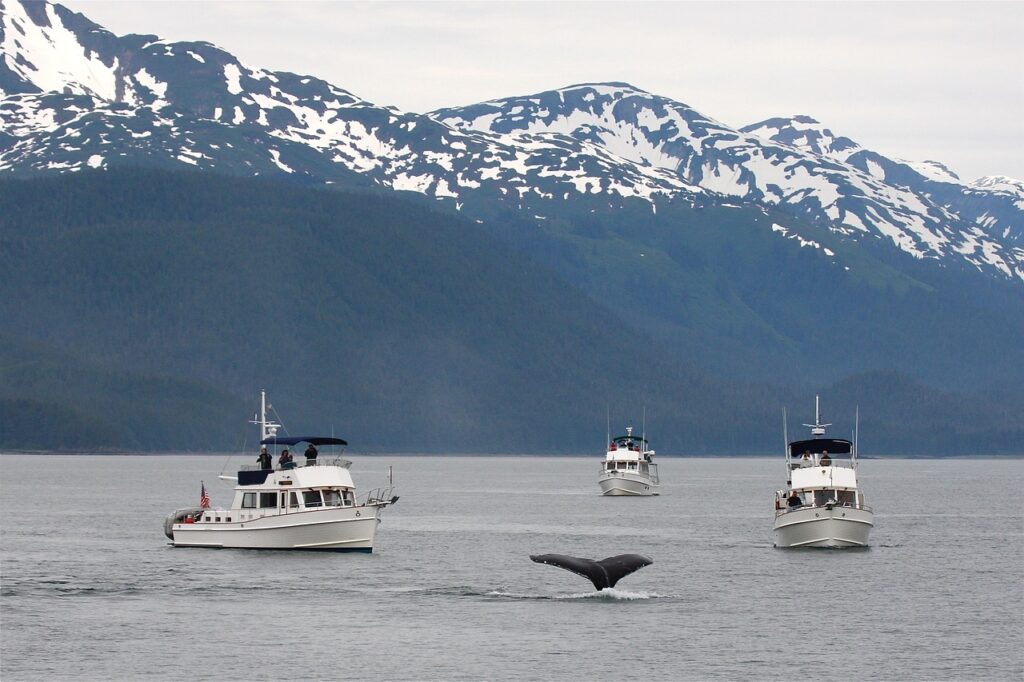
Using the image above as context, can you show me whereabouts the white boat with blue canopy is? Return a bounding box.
[164,391,396,551]
[773,397,873,548]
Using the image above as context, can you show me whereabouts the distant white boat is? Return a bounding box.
[598,424,660,496]
[773,397,873,548]
[164,390,396,551]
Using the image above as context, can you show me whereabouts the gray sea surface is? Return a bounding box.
[1,455,1022,681]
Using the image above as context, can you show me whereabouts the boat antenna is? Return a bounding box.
[803,394,830,438]
[606,403,610,447]
[783,407,789,463]
[249,389,283,442]
[854,405,860,467]
[642,405,646,446]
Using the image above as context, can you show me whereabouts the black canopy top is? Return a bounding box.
[788,438,851,456]
[612,435,647,444]
[259,436,348,446]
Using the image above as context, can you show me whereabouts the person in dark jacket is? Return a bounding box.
[787,491,803,508]
[819,451,832,466]
[304,443,318,465]
[257,447,273,470]
[278,449,294,469]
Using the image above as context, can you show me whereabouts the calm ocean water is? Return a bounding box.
[1,455,1021,681]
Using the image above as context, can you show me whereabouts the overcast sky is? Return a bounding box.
[60,1,1023,182]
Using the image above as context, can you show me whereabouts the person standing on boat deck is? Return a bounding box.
[820,451,832,466]
[258,447,272,470]
[800,451,813,467]
[787,491,803,508]
[279,449,293,469]
[304,443,318,465]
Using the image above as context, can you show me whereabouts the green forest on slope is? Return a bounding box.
[0,170,1020,454]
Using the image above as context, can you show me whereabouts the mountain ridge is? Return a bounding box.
[1,0,1021,284]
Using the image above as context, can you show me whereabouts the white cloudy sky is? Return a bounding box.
[61,1,1023,181]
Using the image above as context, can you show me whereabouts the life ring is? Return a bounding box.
[355,511,361,517]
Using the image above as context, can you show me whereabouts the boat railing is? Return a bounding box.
[359,486,395,506]
[238,457,353,472]
[776,501,873,517]
[789,454,855,470]
[307,457,353,469]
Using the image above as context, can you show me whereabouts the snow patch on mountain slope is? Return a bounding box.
[268,148,292,173]
[972,175,1024,198]
[902,159,961,184]
[771,223,836,257]
[1,0,118,100]
[223,63,242,95]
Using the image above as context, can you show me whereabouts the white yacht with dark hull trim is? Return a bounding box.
[164,391,396,551]
[773,397,873,548]
[598,425,660,496]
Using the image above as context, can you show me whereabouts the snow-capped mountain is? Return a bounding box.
[741,115,1024,245]
[434,91,1022,280]
[1,0,1021,283]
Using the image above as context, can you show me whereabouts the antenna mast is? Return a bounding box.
[854,406,860,467]
[250,389,281,442]
[606,404,610,447]
[783,407,789,463]
[803,394,831,438]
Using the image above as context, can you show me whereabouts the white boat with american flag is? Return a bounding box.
[163,391,397,551]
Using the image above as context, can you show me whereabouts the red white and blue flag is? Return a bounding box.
[200,481,211,509]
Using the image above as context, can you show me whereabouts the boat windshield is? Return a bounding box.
[610,436,646,451]
[789,438,854,469]
[783,488,861,509]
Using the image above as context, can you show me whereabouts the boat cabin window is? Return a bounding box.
[606,462,616,471]
[835,490,857,506]
[812,490,855,506]
[344,490,355,506]
[242,492,256,509]
[323,489,342,507]
[288,492,299,508]
[303,490,323,508]
[627,462,636,470]
[259,492,277,508]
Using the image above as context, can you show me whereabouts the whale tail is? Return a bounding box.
[530,553,653,590]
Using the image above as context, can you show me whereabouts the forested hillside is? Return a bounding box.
[0,170,1020,454]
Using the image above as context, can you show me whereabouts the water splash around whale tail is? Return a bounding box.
[529,553,653,590]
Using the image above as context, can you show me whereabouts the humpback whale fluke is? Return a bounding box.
[530,553,653,590]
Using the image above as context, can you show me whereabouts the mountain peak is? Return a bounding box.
[557,81,649,96]
[740,115,860,158]
[971,175,1024,195]
[1,0,120,99]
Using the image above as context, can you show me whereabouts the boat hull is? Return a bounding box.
[171,505,384,551]
[773,506,873,548]
[598,472,659,496]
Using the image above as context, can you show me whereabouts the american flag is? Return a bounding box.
[200,481,211,509]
